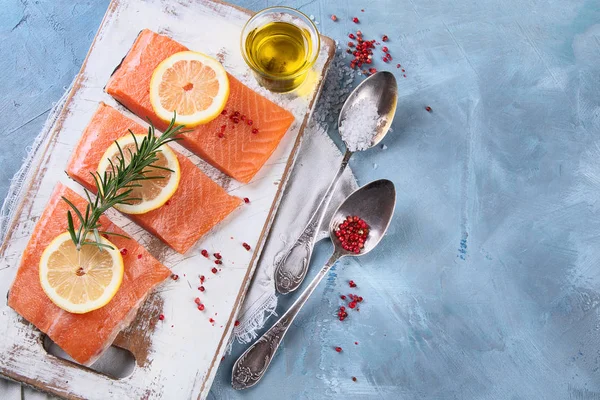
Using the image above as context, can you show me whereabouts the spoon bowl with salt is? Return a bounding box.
[274,71,398,295]
[338,70,398,151]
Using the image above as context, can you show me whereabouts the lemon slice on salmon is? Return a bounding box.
[97,134,181,215]
[39,232,124,314]
[149,51,230,126]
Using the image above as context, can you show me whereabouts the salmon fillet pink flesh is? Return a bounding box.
[106,29,295,183]
[7,183,171,366]
[66,103,242,254]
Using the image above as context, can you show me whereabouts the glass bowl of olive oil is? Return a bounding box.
[241,7,320,93]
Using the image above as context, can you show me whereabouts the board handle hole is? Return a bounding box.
[42,335,136,379]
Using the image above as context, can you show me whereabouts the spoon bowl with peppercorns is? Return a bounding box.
[232,179,396,390]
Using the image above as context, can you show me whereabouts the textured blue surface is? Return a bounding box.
[3,0,600,399]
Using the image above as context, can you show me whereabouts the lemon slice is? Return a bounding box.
[39,232,124,314]
[149,51,230,126]
[97,134,181,215]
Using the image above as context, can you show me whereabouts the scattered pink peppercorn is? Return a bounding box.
[198,304,205,311]
[200,275,205,282]
[252,128,259,134]
[335,346,343,353]
[199,286,205,292]
[338,306,348,321]
[336,216,369,253]
[137,254,142,259]
[352,17,359,23]
[120,248,128,256]
[171,274,179,281]
[396,63,401,68]
[214,253,222,259]
[242,242,251,251]
[209,318,215,323]
[352,377,357,382]
[355,341,359,345]
[331,14,337,21]
[221,109,227,115]
[215,259,222,265]
[340,295,346,300]
[234,320,240,327]
[382,46,389,52]
[425,106,432,112]
[211,267,218,274]
[243,197,250,204]
[194,297,201,305]
[158,314,165,321]
[349,33,356,39]
[349,301,357,309]
[201,250,209,258]
[382,35,389,41]
[349,280,357,288]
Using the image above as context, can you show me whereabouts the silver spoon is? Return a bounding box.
[274,71,398,295]
[232,179,396,390]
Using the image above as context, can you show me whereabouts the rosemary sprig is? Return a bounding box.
[64,114,186,251]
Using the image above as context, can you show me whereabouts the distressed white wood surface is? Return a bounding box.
[0,0,333,399]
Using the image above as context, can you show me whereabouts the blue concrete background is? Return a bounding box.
[3,0,600,399]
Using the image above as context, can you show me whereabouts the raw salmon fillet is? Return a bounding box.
[106,29,295,183]
[8,183,171,366]
[66,103,242,254]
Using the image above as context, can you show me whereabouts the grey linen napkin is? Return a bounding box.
[232,120,357,343]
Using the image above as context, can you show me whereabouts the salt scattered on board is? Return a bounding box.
[313,53,357,129]
[338,96,379,152]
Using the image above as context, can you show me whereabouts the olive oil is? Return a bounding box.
[244,21,313,92]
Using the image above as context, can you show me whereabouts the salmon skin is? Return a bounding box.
[7,183,171,366]
[66,103,242,254]
[106,29,296,183]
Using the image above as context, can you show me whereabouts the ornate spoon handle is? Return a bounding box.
[274,149,353,295]
[232,251,342,390]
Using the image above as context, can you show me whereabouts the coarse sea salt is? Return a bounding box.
[313,53,357,129]
[338,96,379,152]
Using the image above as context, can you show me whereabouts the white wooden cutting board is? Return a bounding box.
[0,0,334,398]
